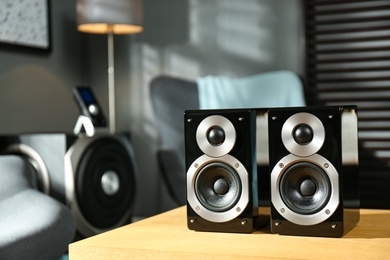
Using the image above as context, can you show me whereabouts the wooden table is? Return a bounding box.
[69,206,390,259]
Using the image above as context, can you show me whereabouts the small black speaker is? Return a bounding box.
[185,109,263,233]
[0,132,137,238]
[268,106,360,237]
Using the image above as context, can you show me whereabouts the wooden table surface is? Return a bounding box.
[69,206,390,259]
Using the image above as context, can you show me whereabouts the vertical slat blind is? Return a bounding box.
[304,0,390,208]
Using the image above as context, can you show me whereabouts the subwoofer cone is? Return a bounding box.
[195,162,241,212]
[76,136,136,229]
[280,162,331,215]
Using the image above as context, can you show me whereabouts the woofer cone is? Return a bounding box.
[280,162,331,215]
[187,154,249,223]
[195,162,241,212]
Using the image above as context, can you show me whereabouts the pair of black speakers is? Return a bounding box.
[185,106,360,237]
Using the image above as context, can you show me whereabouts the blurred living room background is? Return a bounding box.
[0,0,303,218]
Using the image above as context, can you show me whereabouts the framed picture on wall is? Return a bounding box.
[0,0,50,50]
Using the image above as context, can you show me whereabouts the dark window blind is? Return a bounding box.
[304,0,390,208]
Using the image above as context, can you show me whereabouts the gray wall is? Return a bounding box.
[0,1,82,134]
[0,0,304,218]
[0,1,133,134]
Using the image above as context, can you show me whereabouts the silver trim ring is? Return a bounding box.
[271,154,339,226]
[282,112,325,157]
[187,154,249,223]
[196,115,236,157]
[4,143,50,194]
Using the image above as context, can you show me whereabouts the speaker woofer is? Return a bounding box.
[76,136,136,229]
[65,134,137,237]
[195,162,241,212]
[271,154,339,226]
[187,154,249,223]
[280,162,331,215]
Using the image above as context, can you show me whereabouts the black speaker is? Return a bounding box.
[185,109,263,233]
[268,106,360,237]
[0,132,137,238]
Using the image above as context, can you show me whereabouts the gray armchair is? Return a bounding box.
[0,155,75,260]
[150,76,199,206]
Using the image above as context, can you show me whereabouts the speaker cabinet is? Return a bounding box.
[256,110,271,207]
[0,132,137,238]
[268,106,360,237]
[185,109,262,233]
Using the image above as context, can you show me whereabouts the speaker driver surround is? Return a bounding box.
[282,112,325,157]
[196,115,236,157]
[271,153,339,226]
[187,154,249,223]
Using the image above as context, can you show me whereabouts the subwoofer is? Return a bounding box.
[185,109,262,233]
[0,132,137,238]
[268,106,360,237]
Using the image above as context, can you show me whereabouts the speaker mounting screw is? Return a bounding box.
[239,117,244,121]
[280,208,285,213]
[194,163,199,168]
[325,209,331,215]
[324,163,329,168]
[272,116,277,121]
[331,224,337,229]
[236,207,241,212]
[195,206,200,211]
[329,115,333,119]
[190,219,196,224]
[279,163,284,168]
[241,220,247,225]
[235,163,240,168]
[275,221,281,226]
[187,118,193,123]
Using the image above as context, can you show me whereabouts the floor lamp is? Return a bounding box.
[76,0,143,133]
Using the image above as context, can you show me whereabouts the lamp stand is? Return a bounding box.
[107,27,116,134]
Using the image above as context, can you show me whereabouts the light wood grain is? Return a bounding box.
[69,207,390,259]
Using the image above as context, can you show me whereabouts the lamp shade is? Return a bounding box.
[77,0,143,34]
